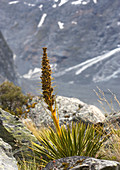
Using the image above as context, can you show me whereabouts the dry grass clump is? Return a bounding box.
[110,127,120,161]
[94,87,120,162]
[17,156,42,170]
[98,124,120,162]
[94,87,120,115]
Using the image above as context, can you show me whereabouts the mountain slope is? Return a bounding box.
[0,31,18,84]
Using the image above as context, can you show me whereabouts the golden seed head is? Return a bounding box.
[43,47,47,55]
[41,47,55,111]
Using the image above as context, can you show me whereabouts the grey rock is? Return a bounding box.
[0,31,18,84]
[26,95,105,128]
[71,158,120,170]
[56,96,105,124]
[106,112,120,127]
[0,138,18,170]
[0,108,39,161]
[44,156,120,170]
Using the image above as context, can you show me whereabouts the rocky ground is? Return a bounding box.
[0,0,120,107]
[0,95,120,169]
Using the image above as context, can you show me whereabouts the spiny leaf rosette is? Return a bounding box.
[41,47,61,135]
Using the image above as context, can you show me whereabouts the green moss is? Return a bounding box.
[60,162,69,169]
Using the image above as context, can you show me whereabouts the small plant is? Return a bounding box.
[0,81,35,118]
[97,125,120,162]
[30,48,108,167]
[109,127,120,162]
[0,81,28,116]
[94,87,120,114]
[31,121,107,167]
[17,156,42,170]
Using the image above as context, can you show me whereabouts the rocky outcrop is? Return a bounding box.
[0,31,17,84]
[0,95,106,161]
[26,95,105,128]
[0,138,18,170]
[44,156,120,170]
[0,95,119,169]
[0,108,39,161]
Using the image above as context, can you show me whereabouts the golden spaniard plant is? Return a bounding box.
[30,48,108,167]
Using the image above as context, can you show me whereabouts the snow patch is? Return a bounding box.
[71,0,89,5]
[75,48,120,75]
[93,68,120,82]
[9,1,19,5]
[51,63,57,71]
[58,0,69,6]
[55,48,120,78]
[82,1,90,5]
[13,54,16,60]
[93,0,97,3]
[68,81,74,84]
[38,13,47,28]
[71,21,77,25]
[54,0,59,2]
[23,64,57,79]
[23,68,41,79]
[71,0,82,5]
[38,4,43,10]
[117,22,120,26]
[58,21,64,29]
[24,2,35,7]
[52,4,57,8]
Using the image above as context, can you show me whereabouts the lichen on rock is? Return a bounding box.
[0,108,39,161]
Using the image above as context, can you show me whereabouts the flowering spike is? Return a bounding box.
[41,48,61,135]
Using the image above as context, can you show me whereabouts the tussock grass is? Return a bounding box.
[94,87,120,115]
[94,87,120,162]
[97,125,120,162]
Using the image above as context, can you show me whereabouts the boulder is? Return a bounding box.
[106,112,120,127]
[0,108,39,161]
[26,95,105,128]
[0,138,18,170]
[43,156,120,170]
[56,96,105,125]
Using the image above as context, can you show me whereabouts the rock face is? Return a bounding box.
[26,95,105,128]
[0,108,39,161]
[44,156,120,170]
[0,138,18,170]
[0,31,17,84]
